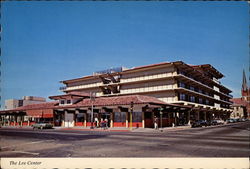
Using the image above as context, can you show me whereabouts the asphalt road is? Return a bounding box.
[0,121,249,157]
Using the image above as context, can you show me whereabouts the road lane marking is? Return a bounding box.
[7,150,39,155]
[1,140,45,149]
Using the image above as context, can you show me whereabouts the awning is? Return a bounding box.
[26,109,53,118]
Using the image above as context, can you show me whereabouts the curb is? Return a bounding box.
[60,128,131,132]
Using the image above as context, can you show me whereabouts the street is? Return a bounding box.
[0,121,249,157]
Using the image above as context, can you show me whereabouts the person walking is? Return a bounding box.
[154,116,159,130]
[94,117,99,128]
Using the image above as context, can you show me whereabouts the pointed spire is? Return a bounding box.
[242,69,248,91]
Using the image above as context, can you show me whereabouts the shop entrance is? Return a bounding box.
[54,111,64,126]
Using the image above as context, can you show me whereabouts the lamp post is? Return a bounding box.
[90,92,96,129]
[130,102,134,130]
[158,107,164,132]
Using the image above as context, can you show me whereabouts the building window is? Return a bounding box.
[205,99,209,105]
[199,98,203,104]
[114,112,126,122]
[190,86,195,91]
[190,96,195,102]
[60,100,65,104]
[66,100,71,104]
[179,93,186,101]
[132,112,142,122]
[179,82,185,88]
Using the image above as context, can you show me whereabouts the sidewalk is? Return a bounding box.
[0,125,191,132]
[56,125,191,133]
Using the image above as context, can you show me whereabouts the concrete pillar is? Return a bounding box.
[110,112,114,128]
[187,111,191,125]
[126,112,129,128]
[84,113,87,127]
[142,111,145,128]
[7,115,10,126]
[61,111,65,127]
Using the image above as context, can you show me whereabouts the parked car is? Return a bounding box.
[191,120,208,128]
[210,120,218,125]
[239,118,247,122]
[214,119,224,125]
[226,118,236,123]
[32,122,53,129]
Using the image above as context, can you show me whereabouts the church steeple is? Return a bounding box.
[242,69,248,97]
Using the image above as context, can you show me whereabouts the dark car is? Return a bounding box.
[32,122,53,129]
[226,118,236,123]
[191,120,208,128]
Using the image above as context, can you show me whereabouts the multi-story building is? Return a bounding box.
[0,61,233,128]
[5,96,46,110]
[59,61,232,121]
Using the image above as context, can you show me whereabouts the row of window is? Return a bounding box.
[179,93,212,106]
[178,82,213,97]
[60,99,72,105]
[179,93,230,108]
[178,70,230,95]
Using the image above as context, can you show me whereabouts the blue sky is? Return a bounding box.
[1,1,249,108]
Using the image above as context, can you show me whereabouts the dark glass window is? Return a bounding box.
[190,86,195,91]
[205,99,209,105]
[179,82,185,88]
[114,112,126,122]
[179,93,186,101]
[190,96,195,102]
[199,98,203,104]
[60,100,65,104]
[67,100,71,104]
[132,112,142,122]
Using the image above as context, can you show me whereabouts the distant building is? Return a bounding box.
[5,96,46,110]
[230,70,250,119]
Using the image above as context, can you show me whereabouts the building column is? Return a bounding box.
[83,113,87,127]
[187,111,191,125]
[126,112,129,128]
[173,112,176,127]
[7,115,10,126]
[61,111,65,127]
[142,111,145,128]
[110,112,114,128]
[204,112,207,120]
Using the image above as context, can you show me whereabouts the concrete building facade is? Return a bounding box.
[5,96,46,110]
[0,61,233,128]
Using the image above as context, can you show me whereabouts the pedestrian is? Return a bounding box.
[104,118,108,129]
[94,117,99,128]
[154,116,158,130]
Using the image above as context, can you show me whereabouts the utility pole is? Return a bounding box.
[90,92,96,129]
[130,102,134,130]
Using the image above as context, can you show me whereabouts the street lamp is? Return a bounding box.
[130,102,134,130]
[90,92,96,129]
[158,107,164,132]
